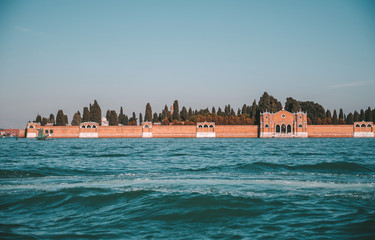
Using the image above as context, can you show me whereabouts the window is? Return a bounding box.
[361,124,366,128]
[265,124,269,128]
[50,130,53,134]
[298,124,303,128]
[144,125,149,128]
[198,125,203,128]
[87,125,91,128]
[265,116,268,119]
[92,125,97,129]
[82,125,86,128]
[45,130,49,134]
[299,116,302,119]
[203,124,208,128]
[281,114,286,118]
[209,125,214,128]
[29,125,34,129]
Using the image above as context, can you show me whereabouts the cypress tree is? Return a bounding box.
[365,107,372,122]
[172,100,180,120]
[217,107,222,116]
[139,113,143,125]
[111,110,118,125]
[71,111,82,126]
[82,107,90,122]
[346,113,354,124]
[153,113,158,123]
[212,107,216,115]
[250,100,257,118]
[339,108,345,124]
[56,110,65,126]
[326,110,332,119]
[353,111,359,122]
[180,106,188,121]
[49,114,55,125]
[63,115,68,126]
[332,109,338,124]
[118,107,127,125]
[285,97,301,113]
[188,107,193,119]
[35,114,42,123]
[359,109,365,121]
[90,100,102,125]
[373,108,375,123]
[241,104,247,115]
[145,103,152,122]
[131,112,137,123]
[124,115,129,125]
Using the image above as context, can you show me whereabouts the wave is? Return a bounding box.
[184,161,375,175]
[0,169,46,178]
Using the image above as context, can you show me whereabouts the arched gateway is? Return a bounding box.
[260,109,308,138]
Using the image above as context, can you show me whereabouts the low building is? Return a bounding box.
[260,109,308,138]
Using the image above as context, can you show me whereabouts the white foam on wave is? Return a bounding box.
[1,177,374,194]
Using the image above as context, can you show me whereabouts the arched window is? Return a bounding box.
[29,125,34,129]
[361,124,366,128]
[281,124,286,133]
[265,124,269,128]
[81,125,86,128]
[92,125,97,129]
[367,124,372,128]
[203,124,208,128]
[298,124,303,128]
[198,125,203,128]
[209,125,214,128]
[355,124,360,128]
[287,125,291,133]
[276,125,280,133]
[87,125,91,128]
[144,125,149,128]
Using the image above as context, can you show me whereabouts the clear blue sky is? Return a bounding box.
[0,0,374,128]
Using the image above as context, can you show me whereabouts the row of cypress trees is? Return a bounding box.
[33,94,375,126]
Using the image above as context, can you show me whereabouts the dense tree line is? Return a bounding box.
[32,94,375,126]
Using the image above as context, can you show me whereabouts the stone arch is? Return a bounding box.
[355,124,360,128]
[209,124,214,128]
[81,125,86,128]
[276,125,280,133]
[203,124,208,128]
[287,125,291,133]
[198,125,203,128]
[92,125,97,129]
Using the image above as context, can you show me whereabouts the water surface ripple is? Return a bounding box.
[1,138,375,239]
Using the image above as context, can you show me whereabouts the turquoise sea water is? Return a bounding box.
[1,138,375,239]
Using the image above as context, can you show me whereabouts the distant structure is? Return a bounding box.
[260,109,308,138]
[101,117,109,126]
[353,121,374,138]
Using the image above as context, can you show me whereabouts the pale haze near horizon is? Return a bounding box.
[0,0,374,129]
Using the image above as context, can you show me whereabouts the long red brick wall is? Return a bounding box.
[98,126,142,138]
[152,125,196,138]
[307,125,353,138]
[215,125,258,138]
[24,124,374,138]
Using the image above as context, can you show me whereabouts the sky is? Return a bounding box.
[0,0,374,128]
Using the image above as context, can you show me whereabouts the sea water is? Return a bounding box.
[1,138,374,239]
